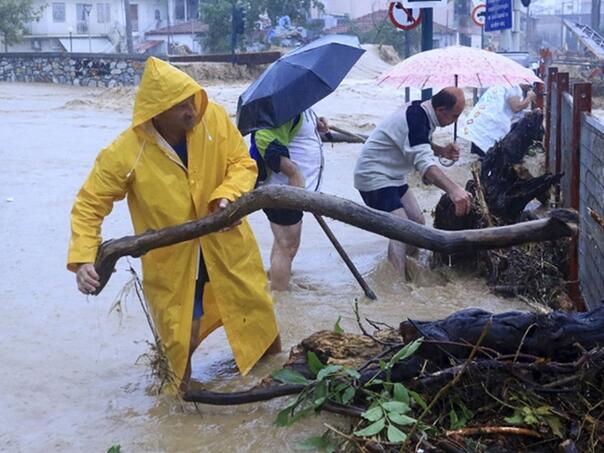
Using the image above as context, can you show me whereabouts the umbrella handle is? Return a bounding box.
[439,156,455,167]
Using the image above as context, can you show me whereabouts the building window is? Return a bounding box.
[130,4,139,32]
[76,3,93,33]
[174,0,185,20]
[186,0,198,20]
[52,3,66,22]
[97,3,110,23]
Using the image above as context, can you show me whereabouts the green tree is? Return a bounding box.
[199,0,233,53]
[199,0,324,53]
[0,0,44,48]
[350,19,421,58]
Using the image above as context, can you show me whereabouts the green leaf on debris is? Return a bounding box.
[449,401,473,430]
[107,446,122,453]
[317,365,342,381]
[276,399,300,426]
[545,415,564,438]
[307,351,325,376]
[333,316,344,334]
[393,383,410,404]
[313,380,328,407]
[362,405,383,421]
[354,417,385,437]
[295,435,336,452]
[504,413,524,425]
[390,338,423,364]
[386,423,408,443]
[388,412,416,426]
[343,367,361,380]
[381,401,410,414]
[272,369,311,385]
[409,390,428,410]
[341,386,356,404]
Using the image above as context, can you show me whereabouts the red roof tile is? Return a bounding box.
[325,9,389,34]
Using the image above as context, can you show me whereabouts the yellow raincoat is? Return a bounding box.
[67,57,279,390]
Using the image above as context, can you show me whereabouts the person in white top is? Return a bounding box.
[251,109,327,290]
[459,84,537,157]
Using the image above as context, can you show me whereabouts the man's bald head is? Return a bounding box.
[432,87,466,127]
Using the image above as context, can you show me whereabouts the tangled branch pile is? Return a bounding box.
[433,110,571,309]
[184,306,604,452]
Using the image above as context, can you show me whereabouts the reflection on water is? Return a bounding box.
[1,82,530,452]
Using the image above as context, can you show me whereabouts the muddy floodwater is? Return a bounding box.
[0,76,528,452]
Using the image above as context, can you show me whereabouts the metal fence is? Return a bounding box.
[579,115,604,309]
[560,93,573,206]
[545,69,603,309]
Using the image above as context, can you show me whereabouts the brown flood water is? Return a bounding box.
[0,81,528,452]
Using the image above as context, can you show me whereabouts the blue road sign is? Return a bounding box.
[485,0,512,32]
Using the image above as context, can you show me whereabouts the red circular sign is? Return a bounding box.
[388,2,422,31]
[472,4,486,27]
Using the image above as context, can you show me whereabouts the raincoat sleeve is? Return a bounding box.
[208,106,259,204]
[67,145,129,271]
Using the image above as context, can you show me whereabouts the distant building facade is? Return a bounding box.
[2,0,205,55]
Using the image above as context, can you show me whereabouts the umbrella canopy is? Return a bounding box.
[378,45,542,89]
[237,35,365,136]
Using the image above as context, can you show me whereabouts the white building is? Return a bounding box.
[312,0,389,19]
[3,0,204,54]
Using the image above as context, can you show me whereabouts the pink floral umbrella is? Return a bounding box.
[378,45,542,89]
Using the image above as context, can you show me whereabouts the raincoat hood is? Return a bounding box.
[131,57,208,130]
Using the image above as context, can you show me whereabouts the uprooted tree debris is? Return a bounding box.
[434,111,570,309]
[91,185,577,295]
[184,306,604,452]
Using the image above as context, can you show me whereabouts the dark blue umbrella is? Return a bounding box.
[236,35,365,136]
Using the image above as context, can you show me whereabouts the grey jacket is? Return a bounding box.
[354,100,440,191]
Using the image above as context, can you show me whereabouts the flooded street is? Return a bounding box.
[0,73,528,452]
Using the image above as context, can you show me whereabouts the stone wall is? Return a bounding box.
[579,114,604,309]
[0,53,148,87]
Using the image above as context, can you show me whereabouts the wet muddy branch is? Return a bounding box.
[93,186,578,294]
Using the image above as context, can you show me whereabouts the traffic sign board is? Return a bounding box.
[485,0,512,32]
[388,2,422,31]
[402,0,447,9]
[472,4,486,27]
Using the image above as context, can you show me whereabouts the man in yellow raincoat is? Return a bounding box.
[67,57,280,391]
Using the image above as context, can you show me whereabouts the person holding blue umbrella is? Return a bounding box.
[252,108,329,291]
[237,35,374,295]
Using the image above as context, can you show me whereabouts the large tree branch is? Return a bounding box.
[93,186,578,294]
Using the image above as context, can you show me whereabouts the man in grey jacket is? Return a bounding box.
[354,87,472,277]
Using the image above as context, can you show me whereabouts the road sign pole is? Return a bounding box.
[421,7,433,100]
[405,30,410,102]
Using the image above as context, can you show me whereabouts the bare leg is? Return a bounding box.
[181,318,202,392]
[263,334,282,357]
[387,189,426,276]
[268,221,302,291]
[400,190,425,257]
[387,207,410,274]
